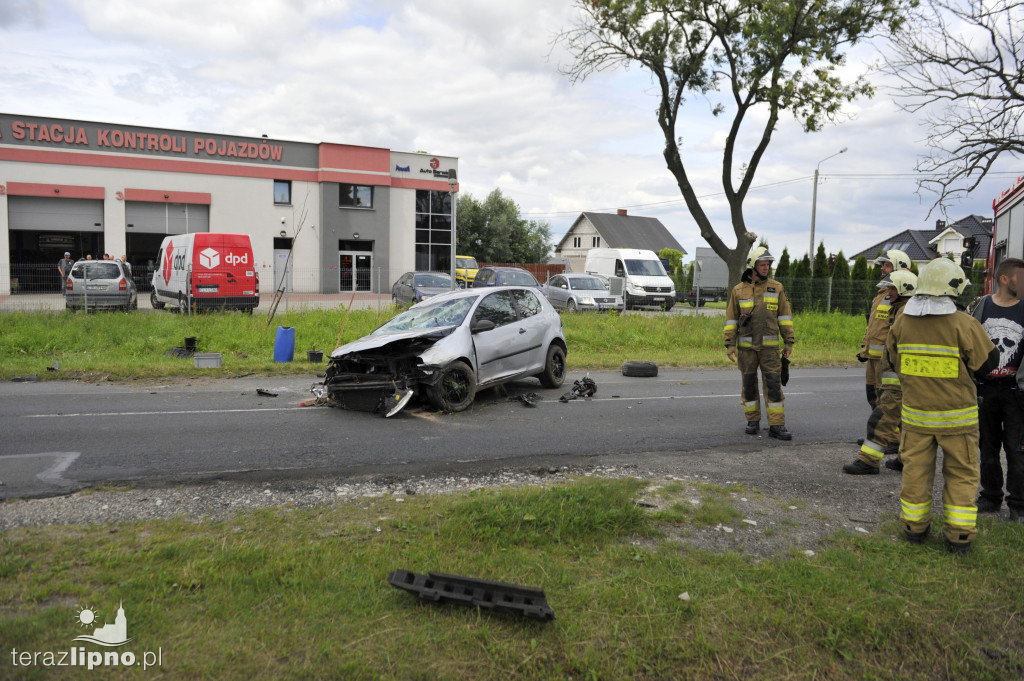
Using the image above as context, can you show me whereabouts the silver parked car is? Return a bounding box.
[391,271,453,306]
[323,286,567,415]
[64,260,138,311]
[544,273,624,312]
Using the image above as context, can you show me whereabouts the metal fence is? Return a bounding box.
[777,272,984,316]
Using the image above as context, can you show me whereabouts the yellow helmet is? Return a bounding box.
[874,249,911,271]
[915,258,967,297]
[745,246,775,270]
[889,270,917,297]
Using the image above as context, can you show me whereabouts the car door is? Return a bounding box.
[509,289,549,372]
[471,290,531,384]
[546,275,567,308]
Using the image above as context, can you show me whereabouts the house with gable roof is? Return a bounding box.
[553,209,686,273]
[851,215,993,269]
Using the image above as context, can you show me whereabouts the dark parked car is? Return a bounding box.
[64,260,138,311]
[471,266,544,295]
[392,271,453,306]
[323,286,567,415]
[544,273,623,312]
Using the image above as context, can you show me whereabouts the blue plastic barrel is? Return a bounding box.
[274,326,295,363]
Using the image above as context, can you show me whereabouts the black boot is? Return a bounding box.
[884,457,903,472]
[745,421,760,435]
[905,525,929,544]
[843,459,879,475]
[768,425,792,441]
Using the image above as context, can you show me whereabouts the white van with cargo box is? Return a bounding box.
[150,233,259,313]
[584,248,675,310]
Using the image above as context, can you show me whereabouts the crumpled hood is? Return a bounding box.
[330,327,454,357]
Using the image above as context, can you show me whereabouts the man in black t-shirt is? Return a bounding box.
[971,257,1024,524]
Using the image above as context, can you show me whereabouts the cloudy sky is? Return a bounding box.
[2,0,1019,262]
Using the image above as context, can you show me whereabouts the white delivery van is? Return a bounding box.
[584,248,675,310]
[150,233,259,313]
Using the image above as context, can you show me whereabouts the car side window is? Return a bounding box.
[552,275,564,288]
[477,269,493,286]
[511,289,541,318]
[474,291,518,327]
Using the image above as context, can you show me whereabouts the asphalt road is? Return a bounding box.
[0,367,867,499]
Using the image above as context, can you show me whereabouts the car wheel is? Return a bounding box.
[566,299,577,312]
[151,290,165,309]
[622,361,658,377]
[427,360,477,412]
[538,344,567,388]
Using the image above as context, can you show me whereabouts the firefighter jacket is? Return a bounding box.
[724,276,794,352]
[880,295,910,392]
[885,308,998,435]
[859,290,894,360]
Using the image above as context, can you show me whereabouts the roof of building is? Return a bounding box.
[559,212,685,254]
[851,215,993,262]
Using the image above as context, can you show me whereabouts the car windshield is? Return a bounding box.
[569,276,607,290]
[71,262,122,279]
[624,259,667,276]
[414,274,452,288]
[457,258,479,269]
[501,270,539,286]
[373,296,476,334]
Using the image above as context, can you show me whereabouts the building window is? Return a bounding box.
[340,184,374,209]
[592,236,601,247]
[274,180,291,205]
[415,189,453,271]
[572,236,581,248]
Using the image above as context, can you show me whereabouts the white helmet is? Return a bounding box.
[874,249,911,271]
[745,246,775,270]
[889,270,918,297]
[915,258,967,297]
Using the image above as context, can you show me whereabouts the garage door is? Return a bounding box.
[7,196,104,231]
[125,202,210,234]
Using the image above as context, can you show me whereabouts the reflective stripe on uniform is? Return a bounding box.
[881,370,900,386]
[739,299,754,310]
[900,498,930,522]
[860,440,885,460]
[778,315,793,327]
[875,303,891,319]
[724,319,737,332]
[766,402,784,415]
[762,335,779,347]
[944,504,977,528]
[868,343,885,358]
[897,343,959,356]
[738,336,753,348]
[902,404,978,429]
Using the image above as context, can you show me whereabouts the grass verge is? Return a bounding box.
[2,477,1022,680]
[0,309,864,380]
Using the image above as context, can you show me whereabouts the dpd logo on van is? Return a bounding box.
[198,247,220,269]
[162,244,174,285]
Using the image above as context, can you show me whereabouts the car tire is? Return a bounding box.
[151,290,165,309]
[427,360,477,412]
[566,299,577,312]
[538,344,567,388]
[622,361,658,378]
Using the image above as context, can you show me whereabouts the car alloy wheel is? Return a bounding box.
[427,360,477,412]
[538,344,567,388]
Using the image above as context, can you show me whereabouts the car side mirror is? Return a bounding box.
[560,283,568,289]
[471,319,496,333]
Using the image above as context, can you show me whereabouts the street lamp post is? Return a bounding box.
[809,147,847,274]
[448,169,457,290]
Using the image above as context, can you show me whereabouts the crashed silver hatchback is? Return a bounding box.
[324,286,568,416]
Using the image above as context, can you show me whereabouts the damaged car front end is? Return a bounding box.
[321,288,567,416]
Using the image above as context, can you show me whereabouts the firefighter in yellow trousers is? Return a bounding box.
[858,249,912,408]
[844,270,917,474]
[886,258,998,554]
[725,247,795,440]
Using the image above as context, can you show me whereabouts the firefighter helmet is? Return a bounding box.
[889,270,917,297]
[874,249,912,271]
[745,247,775,270]
[875,274,892,290]
[915,258,967,297]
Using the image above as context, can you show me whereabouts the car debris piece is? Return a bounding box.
[165,346,193,359]
[559,375,597,402]
[47,362,60,372]
[513,392,543,407]
[11,375,39,383]
[387,569,555,622]
[621,361,658,377]
[384,388,414,417]
[256,388,278,397]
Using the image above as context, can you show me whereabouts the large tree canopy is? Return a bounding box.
[456,189,552,263]
[883,0,1024,210]
[558,0,910,288]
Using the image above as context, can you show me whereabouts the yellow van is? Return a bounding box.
[455,255,479,288]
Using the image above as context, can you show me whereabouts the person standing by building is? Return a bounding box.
[970,257,1024,523]
[56,252,74,291]
[844,270,917,474]
[724,247,795,440]
[887,258,998,553]
[858,249,912,409]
